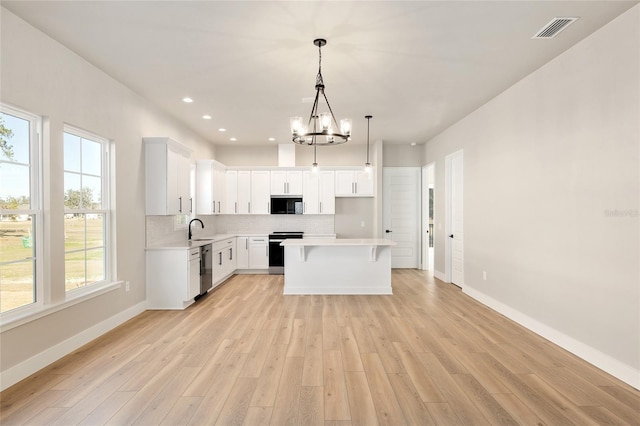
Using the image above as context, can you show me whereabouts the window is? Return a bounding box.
[0,105,42,314]
[63,127,110,292]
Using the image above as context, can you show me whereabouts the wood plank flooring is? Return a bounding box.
[2,270,639,425]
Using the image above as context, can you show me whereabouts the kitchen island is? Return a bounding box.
[281,238,396,295]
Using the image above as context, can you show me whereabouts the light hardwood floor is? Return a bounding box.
[1,270,639,425]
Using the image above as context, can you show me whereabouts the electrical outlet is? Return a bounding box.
[125,281,130,292]
[482,271,487,281]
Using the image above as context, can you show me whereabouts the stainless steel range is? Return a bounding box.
[268,231,304,274]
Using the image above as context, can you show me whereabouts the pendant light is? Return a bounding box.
[312,145,319,173]
[290,39,352,146]
[364,115,372,172]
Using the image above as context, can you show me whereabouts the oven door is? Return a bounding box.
[268,238,285,274]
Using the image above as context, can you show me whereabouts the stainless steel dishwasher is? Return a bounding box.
[197,243,213,299]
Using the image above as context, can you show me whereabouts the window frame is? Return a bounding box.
[0,104,44,315]
[62,125,111,294]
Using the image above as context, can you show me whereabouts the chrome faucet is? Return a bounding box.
[188,218,204,240]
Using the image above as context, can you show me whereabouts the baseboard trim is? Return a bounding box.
[434,270,447,282]
[0,301,147,392]
[463,286,639,390]
[284,287,393,295]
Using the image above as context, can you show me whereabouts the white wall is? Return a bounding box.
[0,8,215,386]
[425,6,639,387]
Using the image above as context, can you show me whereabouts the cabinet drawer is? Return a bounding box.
[212,239,234,252]
[189,248,200,259]
[249,236,267,244]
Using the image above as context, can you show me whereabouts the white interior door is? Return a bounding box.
[383,167,420,268]
[446,150,464,286]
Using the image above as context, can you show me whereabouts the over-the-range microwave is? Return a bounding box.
[270,196,303,214]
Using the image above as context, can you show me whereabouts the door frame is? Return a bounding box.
[421,163,435,271]
[445,150,463,286]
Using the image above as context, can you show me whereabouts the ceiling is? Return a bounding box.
[3,1,637,146]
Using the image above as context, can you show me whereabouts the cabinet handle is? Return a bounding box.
[190,198,193,213]
[266,246,268,256]
[179,196,182,212]
[355,182,358,194]
[219,252,222,265]
[235,201,237,214]
[267,202,270,213]
[246,239,248,250]
[213,201,216,213]
[229,248,233,260]
[320,201,322,213]
[248,202,251,213]
[218,201,221,213]
[284,182,287,193]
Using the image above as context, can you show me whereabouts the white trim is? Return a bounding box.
[464,286,640,390]
[284,287,392,295]
[434,270,447,282]
[0,281,121,332]
[0,300,146,392]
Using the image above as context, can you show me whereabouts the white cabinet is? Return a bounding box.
[144,137,192,215]
[271,170,303,195]
[147,247,200,310]
[303,170,335,214]
[248,236,269,269]
[251,171,271,214]
[196,160,226,215]
[236,237,249,269]
[225,170,268,214]
[335,169,374,197]
[212,238,236,285]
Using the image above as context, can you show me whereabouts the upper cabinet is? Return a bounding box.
[303,170,335,214]
[270,170,303,196]
[335,169,374,197]
[251,170,271,214]
[226,170,252,214]
[196,160,226,215]
[144,137,192,215]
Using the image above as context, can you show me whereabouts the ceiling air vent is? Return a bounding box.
[533,17,579,39]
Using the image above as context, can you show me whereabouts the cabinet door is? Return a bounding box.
[226,244,236,275]
[225,171,238,214]
[287,171,303,195]
[319,170,335,214]
[237,171,251,214]
[302,171,320,214]
[236,237,249,269]
[166,146,181,214]
[213,249,225,283]
[188,257,200,300]
[178,155,191,214]
[251,171,271,214]
[270,171,288,196]
[213,165,226,214]
[334,170,355,196]
[196,161,214,215]
[249,243,269,269]
[355,170,374,196]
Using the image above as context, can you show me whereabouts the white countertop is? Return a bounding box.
[281,238,396,247]
[146,234,238,250]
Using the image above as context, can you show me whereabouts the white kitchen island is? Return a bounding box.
[281,238,396,295]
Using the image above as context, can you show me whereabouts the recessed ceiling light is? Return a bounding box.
[218,128,226,132]
[268,137,276,142]
[202,115,212,120]
[411,142,417,146]
[182,97,194,103]
[230,137,237,142]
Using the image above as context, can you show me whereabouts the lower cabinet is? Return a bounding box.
[147,247,200,310]
[236,236,268,270]
[212,238,236,285]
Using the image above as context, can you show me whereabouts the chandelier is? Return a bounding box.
[290,39,352,146]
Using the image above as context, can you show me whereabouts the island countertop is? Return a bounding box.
[280,238,395,247]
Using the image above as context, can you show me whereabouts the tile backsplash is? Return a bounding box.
[146,214,335,246]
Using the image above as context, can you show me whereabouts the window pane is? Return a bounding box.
[86,214,104,249]
[64,132,81,173]
[64,172,81,209]
[81,138,102,176]
[1,112,30,164]
[0,259,35,313]
[0,163,30,209]
[65,214,85,252]
[0,215,34,263]
[65,251,86,291]
[82,175,102,209]
[86,247,105,284]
